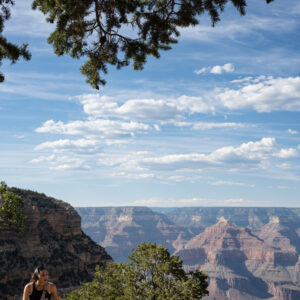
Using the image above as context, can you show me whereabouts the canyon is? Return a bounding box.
[77,206,300,300]
[1,186,300,300]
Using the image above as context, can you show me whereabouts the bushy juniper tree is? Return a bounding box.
[0,181,26,232]
[63,242,209,300]
[2,0,274,89]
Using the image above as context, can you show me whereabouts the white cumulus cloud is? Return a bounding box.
[77,94,215,120]
[126,137,293,172]
[274,148,298,158]
[210,63,235,74]
[194,63,234,75]
[216,76,300,112]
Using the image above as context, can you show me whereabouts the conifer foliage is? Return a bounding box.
[1,0,274,89]
[0,0,31,82]
[63,242,209,299]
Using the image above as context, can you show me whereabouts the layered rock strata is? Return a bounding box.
[153,207,300,231]
[78,206,300,299]
[76,206,189,262]
[0,188,111,299]
[176,218,300,300]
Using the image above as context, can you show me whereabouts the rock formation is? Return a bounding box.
[0,188,111,299]
[78,206,300,300]
[76,206,189,261]
[176,217,300,300]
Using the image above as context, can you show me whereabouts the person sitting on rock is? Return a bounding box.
[22,265,59,300]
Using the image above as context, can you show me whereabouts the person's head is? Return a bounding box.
[31,265,48,284]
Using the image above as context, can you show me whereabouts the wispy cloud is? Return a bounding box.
[36,119,152,138]
[97,137,298,177]
[133,197,214,206]
[224,198,244,204]
[277,185,288,190]
[5,2,54,37]
[194,67,207,75]
[31,74,300,179]
[167,175,203,183]
[13,135,25,139]
[181,14,297,42]
[208,181,255,188]
[110,172,155,180]
[0,71,84,100]
[287,129,298,135]
[33,117,299,177]
[194,63,234,75]
[133,196,247,207]
[172,121,245,131]
[137,137,279,171]
[30,154,90,170]
[34,139,101,153]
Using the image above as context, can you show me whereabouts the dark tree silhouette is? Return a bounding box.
[1,0,274,89]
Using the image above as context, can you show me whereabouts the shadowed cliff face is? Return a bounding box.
[78,207,300,300]
[0,188,112,299]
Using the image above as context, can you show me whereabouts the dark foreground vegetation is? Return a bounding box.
[63,242,209,300]
[0,181,26,232]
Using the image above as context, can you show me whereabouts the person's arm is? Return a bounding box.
[51,283,59,300]
[22,284,31,300]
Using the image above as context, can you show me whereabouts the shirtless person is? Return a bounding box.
[23,266,59,300]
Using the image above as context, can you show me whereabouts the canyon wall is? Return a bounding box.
[0,189,112,299]
[76,206,188,262]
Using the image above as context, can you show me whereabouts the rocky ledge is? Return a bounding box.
[0,188,112,299]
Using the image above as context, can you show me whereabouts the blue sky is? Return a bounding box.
[1,0,300,207]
